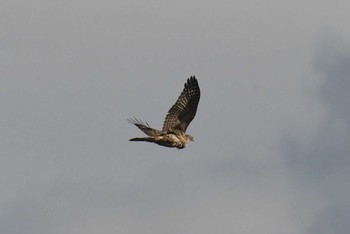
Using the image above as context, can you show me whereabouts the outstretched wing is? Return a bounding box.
[128,118,162,136]
[162,76,200,133]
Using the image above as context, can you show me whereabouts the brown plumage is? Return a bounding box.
[128,76,200,149]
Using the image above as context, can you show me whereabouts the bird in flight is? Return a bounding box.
[128,76,200,149]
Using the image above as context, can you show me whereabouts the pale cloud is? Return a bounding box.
[1,1,350,234]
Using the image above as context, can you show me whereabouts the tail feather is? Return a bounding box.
[129,137,155,142]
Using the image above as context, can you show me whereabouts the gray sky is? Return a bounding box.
[1,1,350,233]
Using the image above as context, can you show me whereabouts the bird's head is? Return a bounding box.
[186,134,194,142]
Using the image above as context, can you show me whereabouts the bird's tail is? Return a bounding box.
[129,137,155,142]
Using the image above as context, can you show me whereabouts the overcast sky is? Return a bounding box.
[1,1,350,233]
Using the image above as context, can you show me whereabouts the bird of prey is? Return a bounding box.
[128,76,200,149]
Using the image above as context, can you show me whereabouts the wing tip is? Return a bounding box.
[127,117,150,127]
[188,75,197,82]
[185,75,198,89]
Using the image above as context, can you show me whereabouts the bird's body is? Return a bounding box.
[128,76,200,149]
[129,133,191,149]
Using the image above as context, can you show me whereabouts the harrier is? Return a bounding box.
[128,76,200,149]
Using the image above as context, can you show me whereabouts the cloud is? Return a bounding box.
[282,31,350,234]
[2,1,350,233]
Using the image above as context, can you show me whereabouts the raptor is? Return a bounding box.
[128,76,200,149]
